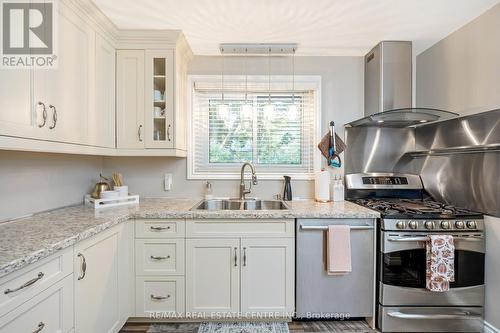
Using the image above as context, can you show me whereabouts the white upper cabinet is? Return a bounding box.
[0,0,192,156]
[144,49,175,148]
[115,31,192,155]
[32,2,92,145]
[0,0,118,152]
[116,50,145,149]
[0,68,38,140]
[91,33,116,148]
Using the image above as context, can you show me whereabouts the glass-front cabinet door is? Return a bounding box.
[145,50,174,148]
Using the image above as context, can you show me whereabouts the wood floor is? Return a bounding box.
[119,320,378,333]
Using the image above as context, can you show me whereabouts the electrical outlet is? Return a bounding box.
[164,173,172,191]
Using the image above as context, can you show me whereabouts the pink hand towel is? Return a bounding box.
[327,225,352,275]
[426,235,455,292]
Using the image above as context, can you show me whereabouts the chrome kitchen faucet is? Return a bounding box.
[239,162,258,200]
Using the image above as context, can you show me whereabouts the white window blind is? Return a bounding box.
[188,75,320,180]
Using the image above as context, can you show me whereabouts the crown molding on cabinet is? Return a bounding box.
[62,0,119,44]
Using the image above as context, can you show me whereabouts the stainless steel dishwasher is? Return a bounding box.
[296,219,375,319]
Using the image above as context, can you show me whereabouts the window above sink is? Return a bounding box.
[187,75,321,180]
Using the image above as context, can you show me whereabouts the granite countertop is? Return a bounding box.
[0,198,378,278]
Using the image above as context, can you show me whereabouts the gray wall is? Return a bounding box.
[416,4,500,329]
[416,3,500,116]
[103,55,364,199]
[1,56,364,218]
[0,151,102,221]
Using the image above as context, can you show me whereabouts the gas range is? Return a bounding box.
[353,198,484,231]
[345,172,485,333]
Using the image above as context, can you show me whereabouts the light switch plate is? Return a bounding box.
[164,173,172,191]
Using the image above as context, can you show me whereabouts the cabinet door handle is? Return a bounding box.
[77,253,86,280]
[150,226,170,231]
[234,247,238,267]
[150,255,170,260]
[243,247,247,267]
[167,124,171,141]
[37,102,47,128]
[150,294,170,300]
[138,125,143,142]
[4,272,44,294]
[48,105,57,129]
[33,322,45,333]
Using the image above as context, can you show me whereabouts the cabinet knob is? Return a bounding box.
[150,255,170,260]
[77,253,87,280]
[243,247,247,266]
[138,125,143,142]
[4,272,44,294]
[150,226,170,231]
[234,247,238,267]
[150,294,170,300]
[33,322,45,333]
[37,102,47,128]
[48,105,57,129]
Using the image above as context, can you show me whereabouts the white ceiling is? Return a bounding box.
[93,0,500,56]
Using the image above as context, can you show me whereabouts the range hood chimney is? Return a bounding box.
[365,41,412,116]
[346,41,457,127]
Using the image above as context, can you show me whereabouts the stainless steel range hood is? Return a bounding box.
[346,41,457,128]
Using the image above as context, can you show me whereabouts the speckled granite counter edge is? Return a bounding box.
[0,215,130,278]
[0,203,379,278]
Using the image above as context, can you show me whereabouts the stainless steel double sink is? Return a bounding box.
[191,199,288,211]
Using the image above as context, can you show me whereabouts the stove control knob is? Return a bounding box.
[409,221,418,229]
[424,221,435,230]
[466,221,476,229]
[455,221,465,229]
[396,221,406,229]
[441,221,451,229]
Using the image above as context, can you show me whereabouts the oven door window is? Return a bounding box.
[381,249,484,288]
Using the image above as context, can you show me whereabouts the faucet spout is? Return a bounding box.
[239,162,258,200]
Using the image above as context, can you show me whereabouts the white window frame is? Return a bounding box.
[187,75,322,180]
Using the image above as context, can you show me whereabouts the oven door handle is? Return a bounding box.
[387,311,481,320]
[388,236,429,242]
[387,236,483,242]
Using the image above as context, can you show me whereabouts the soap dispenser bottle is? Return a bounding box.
[283,176,292,201]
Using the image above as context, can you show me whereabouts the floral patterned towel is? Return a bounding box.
[426,235,455,292]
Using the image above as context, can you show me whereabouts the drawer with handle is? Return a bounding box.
[135,239,185,276]
[135,219,185,238]
[0,274,74,333]
[0,248,72,317]
[135,276,184,317]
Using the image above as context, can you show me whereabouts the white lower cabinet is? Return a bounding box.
[240,238,295,314]
[74,223,131,333]
[135,239,185,276]
[134,219,186,317]
[185,239,240,314]
[135,276,185,317]
[185,219,295,318]
[0,275,74,333]
[0,218,295,329]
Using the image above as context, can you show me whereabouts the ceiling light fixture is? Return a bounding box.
[264,47,274,116]
[288,47,298,121]
[218,47,229,120]
[241,48,253,119]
